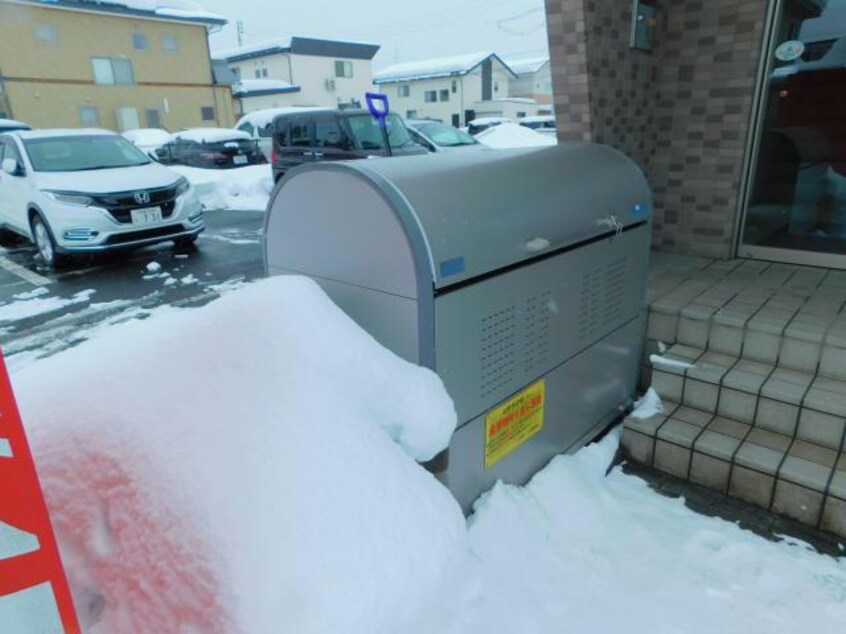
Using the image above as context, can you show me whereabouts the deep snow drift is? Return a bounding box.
[12,279,846,633]
[15,277,470,633]
[171,164,273,211]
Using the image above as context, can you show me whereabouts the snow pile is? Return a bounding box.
[465,429,846,633]
[476,122,557,149]
[630,387,664,420]
[0,289,95,323]
[170,164,273,211]
[16,277,470,633]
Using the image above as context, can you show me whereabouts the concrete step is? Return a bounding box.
[622,402,846,538]
[647,259,846,378]
[649,344,846,452]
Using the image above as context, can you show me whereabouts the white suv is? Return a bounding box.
[0,129,204,267]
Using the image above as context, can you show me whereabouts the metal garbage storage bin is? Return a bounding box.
[264,144,652,512]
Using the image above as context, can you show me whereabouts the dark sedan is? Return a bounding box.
[156,128,266,169]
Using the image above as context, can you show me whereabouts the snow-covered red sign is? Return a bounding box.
[0,350,80,633]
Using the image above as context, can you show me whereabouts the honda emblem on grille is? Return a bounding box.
[133,191,151,205]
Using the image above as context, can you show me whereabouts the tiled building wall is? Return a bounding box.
[545,0,768,259]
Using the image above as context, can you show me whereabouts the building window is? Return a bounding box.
[132,33,148,50]
[232,67,241,81]
[92,58,135,85]
[162,35,179,53]
[439,89,449,102]
[424,90,437,103]
[145,108,162,128]
[201,106,216,121]
[398,84,410,98]
[334,61,353,78]
[494,81,500,93]
[262,68,268,78]
[79,107,99,127]
[254,69,262,79]
[34,23,58,45]
[451,80,457,94]
[406,110,418,119]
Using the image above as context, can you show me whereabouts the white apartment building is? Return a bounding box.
[214,37,380,114]
[505,57,553,107]
[373,52,521,127]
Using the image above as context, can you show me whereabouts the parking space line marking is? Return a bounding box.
[0,257,52,286]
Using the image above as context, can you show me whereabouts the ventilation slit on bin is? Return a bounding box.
[524,291,551,375]
[603,256,629,329]
[578,266,604,343]
[480,306,517,398]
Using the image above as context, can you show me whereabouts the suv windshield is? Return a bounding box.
[344,114,414,151]
[418,122,477,147]
[24,135,151,172]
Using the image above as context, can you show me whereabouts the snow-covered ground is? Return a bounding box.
[13,278,846,633]
[171,164,273,211]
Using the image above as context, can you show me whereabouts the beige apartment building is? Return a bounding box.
[0,0,234,131]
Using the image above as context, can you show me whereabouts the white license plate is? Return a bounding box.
[233,155,248,165]
[131,206,163,225]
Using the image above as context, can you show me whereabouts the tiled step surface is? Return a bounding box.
[622,403,846,538]
[631,254,846,539]
[650,344,846,452]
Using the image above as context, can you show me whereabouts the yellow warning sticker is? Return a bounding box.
[484,380,545,470]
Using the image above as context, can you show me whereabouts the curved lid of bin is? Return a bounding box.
[266,143,651,292]
[350,143,650,289]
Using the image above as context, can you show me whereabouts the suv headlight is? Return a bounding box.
[42,190,94,206]
[175,176,191,197]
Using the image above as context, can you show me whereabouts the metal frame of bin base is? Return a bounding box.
[263,144,652,513]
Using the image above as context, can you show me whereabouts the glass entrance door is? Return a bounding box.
[739,0,846,268]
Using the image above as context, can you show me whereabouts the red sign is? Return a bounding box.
[0,350,80,633]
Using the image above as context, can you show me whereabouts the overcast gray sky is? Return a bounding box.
[200,0,549,69]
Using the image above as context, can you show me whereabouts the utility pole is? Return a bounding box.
[237,21,245,48]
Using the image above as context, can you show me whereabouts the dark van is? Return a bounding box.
[271,109,426,182]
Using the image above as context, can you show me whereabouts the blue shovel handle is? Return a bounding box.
[366,92,390,129]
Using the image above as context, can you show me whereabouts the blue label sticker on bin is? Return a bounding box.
[440,257,466,278]
[631,203,649,219]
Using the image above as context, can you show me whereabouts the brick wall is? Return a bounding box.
[545,0,768,259]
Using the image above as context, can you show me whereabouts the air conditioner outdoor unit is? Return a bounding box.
[325,78,336,91]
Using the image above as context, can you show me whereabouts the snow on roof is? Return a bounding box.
[520,115,556,123]
[374,52,510,83]
[214,36,380,62]
[475,123,557,149]
[29,0,226,25]
[505,57,549,76]
[236,107,332,130]
[171,128,253,143]
[214,37,293,60]
[232,79,300,96]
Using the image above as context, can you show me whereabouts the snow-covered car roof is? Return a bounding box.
[469,117,513,126]
[13,128,115,139]
[171,128,253,144]
[236,107,332,130]
[475,123,557,149]
[519,115,556,124]
[122,128,172,149]
[0,118,31,131]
